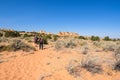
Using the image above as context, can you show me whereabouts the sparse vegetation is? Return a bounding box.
[81,45,89,54]
[52,35,59,41]
[78,40,88,46]
[0,33,3,37]
[81,59,102,73]
[5,31,20,37]
[93,41,102,48]
[67,54,102,78]
[91,36,100,41]
[42,35,49,44]
[111,45,120,71]
[0,37,9,43]
[46,34,52,39]
[102,42,116,52]
[79,54,102,74]
[0,39,36,52]
[113,61,120,71]
[23,33,30,38]
[103,36,111,41]
[65,40,76,48]
[55,40,65,50]
[78,36,87,40]
[54,39,77,50]
[114,45,120,59]
[66,59,81,77]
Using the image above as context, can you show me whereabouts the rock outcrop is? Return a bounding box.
[58,32,79,37]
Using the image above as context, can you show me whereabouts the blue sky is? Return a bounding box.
[0,0,120,38]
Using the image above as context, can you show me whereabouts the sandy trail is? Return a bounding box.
[0,45,120,80]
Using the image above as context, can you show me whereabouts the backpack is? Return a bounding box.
[39,37,43,43]
[34,36,38,43]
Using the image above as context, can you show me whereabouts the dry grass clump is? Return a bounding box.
[80,55,102,74]
[0,37,9,43]
[93,41,103,48]
[54,40,65,50]
[114,45,120,60]
[54,38,88,51]
[67,55,102,78]
[64,39,76,48]
[54,38,77,50]
[93,41,120,52]
[101,41,117,52]
[24,37,34,43]
[80,45,89,55]
[111,44,120,71]
[78,39,88,46]
[0,39,36,52]
[66,59,81,77]
[111,60,120,71]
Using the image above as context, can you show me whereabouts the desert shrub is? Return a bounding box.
[42,36,49,44]
[65,40,76,48]
[43,38,48,44]
[80,55,102,74]
[81,60,102,73]
[91,36,100,41]
[67,55,102,78]
[5,31,20,37]
[0,40,36,52]
[0,45,6,52]
[93,41,103,48]
[117,38,120,41]
[113,60,120,71]
[27,40,33,43]
[102,42,116,52]
[0,33,3,37]
[23,34,29,37]
[0,37,8,42]
[103,36,111,41]
[23,33,33,38]
[113,45,120,64]
[108,45,120,71]
[78,40,88,46]
[54,38,78,50]
[10,40,36,51]
[46,34,52,39]
[66,59,81,77]
[55,40,65,50]
[67,65,81,77]
[52,35,59,41]
[114,46,120,58]
[30,32,38,36]
[112,38,117,42]
[81,45,89,54]
[78,36,87,40]
[24,37,33,43]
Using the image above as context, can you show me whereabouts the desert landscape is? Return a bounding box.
[0,29,120,80]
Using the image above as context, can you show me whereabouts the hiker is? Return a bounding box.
[39,36,44,50]
[34,35,38,47]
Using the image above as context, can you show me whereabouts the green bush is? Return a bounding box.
[65,40,76,48]
[0,33,3,37]
[78,36,87,40]
[0,40,36,52]
[23,34,30,38]
[103,36,111,41]
[42,36,48,44]
[112,38,117,42]
[55,40,65,50]
[53,35,59,41]
[5,31,20,37]
[46,34,52,39]
[91,36,100,41]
